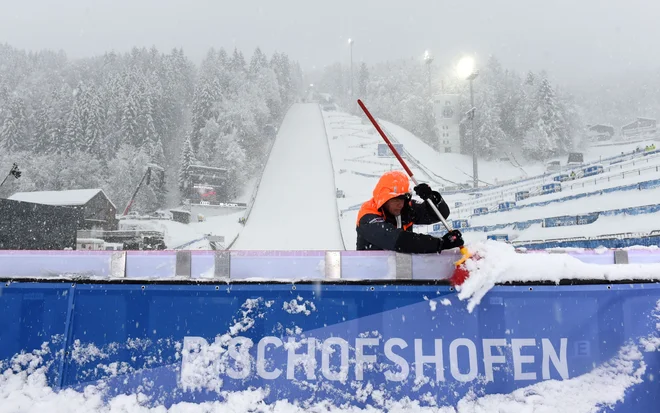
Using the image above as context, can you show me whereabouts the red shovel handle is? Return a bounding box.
[357,99,414,179]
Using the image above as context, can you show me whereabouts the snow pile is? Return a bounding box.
[283,296,317,316]
[457,240,660,312]
[180,298,271,392]
[455,342,646,413]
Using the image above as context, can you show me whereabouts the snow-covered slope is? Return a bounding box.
[231,103,344,250]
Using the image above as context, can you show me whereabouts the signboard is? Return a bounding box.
[515,191,530,201]
[452,219,469,228]
[1,282,658,411]
[544,215,578,227]
[474,207,489,215]
[186,165,227,205]
[487,233,509,241]
[567,152,584,165]
[378,143,404,157]
[576,213,599,225]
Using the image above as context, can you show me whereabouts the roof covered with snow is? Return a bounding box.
[8,188,114,208]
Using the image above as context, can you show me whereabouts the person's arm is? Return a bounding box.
[410,190,450,225]
[357,213,441,253]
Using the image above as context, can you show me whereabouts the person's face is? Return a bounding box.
[384,197,405,216]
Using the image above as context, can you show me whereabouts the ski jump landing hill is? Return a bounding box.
[2,104,660,412]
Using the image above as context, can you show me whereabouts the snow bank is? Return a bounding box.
[456,240,660,312]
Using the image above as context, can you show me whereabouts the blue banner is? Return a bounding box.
[576,212,599,225]
[544,215,578,227]
[1,281,659,411]
[377,143,404,157]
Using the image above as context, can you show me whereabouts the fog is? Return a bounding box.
[1,0,658,83]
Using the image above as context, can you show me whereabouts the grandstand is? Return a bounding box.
[321,109,660,251]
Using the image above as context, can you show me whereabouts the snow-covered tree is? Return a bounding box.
[178,136,196,191]
[120,85,141,147]
[1,97,29,153]
[478,103,507,159]
[535,78,566,154]
[214,127,246,199]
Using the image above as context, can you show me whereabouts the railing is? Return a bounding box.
[320,107,347,250]
[442,146,649,196]
[455,160,660,218]
[452,151,660,215]
[513,233,660,250]
[447,178,660,231]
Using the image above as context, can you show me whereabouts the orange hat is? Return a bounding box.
[372,171,410,209]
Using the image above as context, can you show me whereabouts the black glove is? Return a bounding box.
[414,183,433,201]
[440,230,464,251]
[415,183,444,206]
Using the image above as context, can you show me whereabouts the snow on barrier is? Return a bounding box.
[1,241,660,412]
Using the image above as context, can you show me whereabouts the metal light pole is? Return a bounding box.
[424,50,433,96]
[348,38,354,96]
[467,72,479,188]
[457,56,479,188]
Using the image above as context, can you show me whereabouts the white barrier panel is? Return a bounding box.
[0,250,112,278]
[0,248,656,281]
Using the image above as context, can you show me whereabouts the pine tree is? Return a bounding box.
[146,136,167,207]
[0,97,28,153]
[478,104,507,159]
[525,71,535,86]
[536,78,566,154]
[120,86,141,147]
[271,53,293,106]
[198,117,221,165]
[214,127,246,199]
[33,105,50,153]
[230,48,247,73]
[249,47,269,80]
[84,86,106,156]
[189,78,220,152]
[178,136,196,191]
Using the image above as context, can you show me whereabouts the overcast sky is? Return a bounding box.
[1,0,657,84]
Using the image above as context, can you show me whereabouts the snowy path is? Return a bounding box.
[231,103,344,250]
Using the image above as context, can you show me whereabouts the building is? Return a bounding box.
[433,94,461,153]
[586,124,615,142]
[182,165,228,205]
[0,198,81,250]
[621,117,657,140]
[8,188,117,231]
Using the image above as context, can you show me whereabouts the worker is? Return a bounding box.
[355,171,464,253]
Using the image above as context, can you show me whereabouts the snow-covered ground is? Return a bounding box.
[231,103,344,250]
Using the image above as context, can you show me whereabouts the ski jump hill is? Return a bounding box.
[1,103,659,412]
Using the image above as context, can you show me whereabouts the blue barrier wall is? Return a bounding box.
[1,281,659,410]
